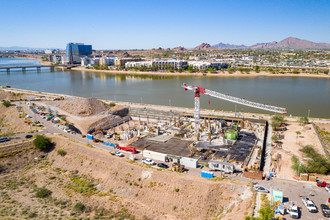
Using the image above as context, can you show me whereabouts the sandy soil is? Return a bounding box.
[271,122,325,179]
[72,66,330,78]
[0,104,32,134]
[0,134,253,219]
[315,122,330,133]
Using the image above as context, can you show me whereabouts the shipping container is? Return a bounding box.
[180,157,198,168]
[208,160,235,174]
[142,150,167,162]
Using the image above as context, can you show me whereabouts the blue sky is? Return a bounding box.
[0,0,329,49]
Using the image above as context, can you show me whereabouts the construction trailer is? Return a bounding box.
[180,157,198,168]
[142,150,168,162]
[208,160,235,174]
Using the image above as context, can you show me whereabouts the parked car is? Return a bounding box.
[253,186,270,193]
[317,180,327,187]
[25,135,33,139]
[157,163,169,169]
[302,197,318,213]
[114,151,124,157]
[325,186,330,194]
[0,137,10,143]
[142,158,156,165]
[320,204,330,218]
[287,203,300,219]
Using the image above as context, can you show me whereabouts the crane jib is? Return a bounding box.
[182,83,287,114]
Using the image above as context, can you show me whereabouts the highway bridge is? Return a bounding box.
[0,64,77,72]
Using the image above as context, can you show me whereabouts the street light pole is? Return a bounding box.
[297,161,301,181]
[235,104,237,117]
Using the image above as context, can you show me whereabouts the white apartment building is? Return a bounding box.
[125,61,152,68]
[188,61,228,70]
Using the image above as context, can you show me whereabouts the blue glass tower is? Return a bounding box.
[66,43,92,64]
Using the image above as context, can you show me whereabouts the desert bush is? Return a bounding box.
[2,100,11,107]
[57,149,67,156]
[174,187,180,192]
[109,102,116,107]
[33,135,52,151]
[36,187,52,198]
[74,202,85,212]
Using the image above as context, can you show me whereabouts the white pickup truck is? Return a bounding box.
[287,203,300,219]
[302,197,318,213]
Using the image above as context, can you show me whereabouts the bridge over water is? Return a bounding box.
[0,65,76,72]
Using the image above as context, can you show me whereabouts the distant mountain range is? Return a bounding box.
[211,37,330,50]
[0,46,61,51]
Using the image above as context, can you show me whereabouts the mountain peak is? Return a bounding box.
[194,43,214,50]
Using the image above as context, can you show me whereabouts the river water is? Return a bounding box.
[0,57,329,118]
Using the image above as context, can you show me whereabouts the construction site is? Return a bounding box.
[19,83,287,175]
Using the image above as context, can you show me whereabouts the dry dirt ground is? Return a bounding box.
[315,122,330,133]
[0,104,32,135]
[0,134,253,219]
[38,98,125,134]
[271,122,326,179]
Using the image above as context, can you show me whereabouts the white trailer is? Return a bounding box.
[208,160,235,174]
[180,157,198,168]
[142,150,167,162]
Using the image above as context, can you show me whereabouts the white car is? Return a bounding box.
[114,151,124,157]
[253,186,270,193]
[142,158,156,165]
[302,197,318,213]
[325,186,330,194]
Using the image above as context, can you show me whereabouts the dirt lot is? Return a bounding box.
[0,104,32,135]
[37,98,126,134]
[271,122,326,179]
[0,134,253,219]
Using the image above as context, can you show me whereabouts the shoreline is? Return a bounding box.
[10,56,329,78]
[2,87,330,121]
[71,66,330,79]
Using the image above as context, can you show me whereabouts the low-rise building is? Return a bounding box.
[188,61,228,70]
[125,61,152,68]
[115,58,142,67]
[151,59,188,69]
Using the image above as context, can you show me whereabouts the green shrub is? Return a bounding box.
[57,149,67,156]
[109,102,116,107]
[33,135,52,151]
[2,100,11,107]
[36,187,52,198]
[74,202,85,212]
[174,188,180,192]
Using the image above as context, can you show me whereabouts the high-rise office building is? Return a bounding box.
[66,43,92,64]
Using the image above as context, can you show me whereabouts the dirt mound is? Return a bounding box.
[54,98,109,117]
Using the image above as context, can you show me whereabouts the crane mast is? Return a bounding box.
[183,83,287,140]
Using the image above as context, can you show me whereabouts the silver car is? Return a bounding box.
[253,185,270,193]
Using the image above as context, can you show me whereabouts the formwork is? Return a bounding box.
[213,131,257,165]
[130,135,193,157]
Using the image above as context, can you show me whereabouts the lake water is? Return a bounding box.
[1,57,329,118]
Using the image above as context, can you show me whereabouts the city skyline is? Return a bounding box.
[0,0,329,49]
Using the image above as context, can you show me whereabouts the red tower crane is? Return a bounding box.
[183,83,287,139]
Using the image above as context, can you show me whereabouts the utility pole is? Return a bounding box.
[297,161,301,181]
[308,109,310,118]
[235,104,237,117]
